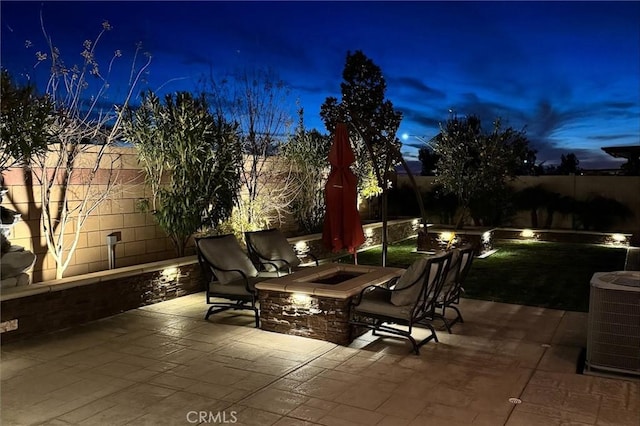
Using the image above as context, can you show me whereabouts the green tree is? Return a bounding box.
[557,153,581,175]
[320,50,424,265]
[0,69,55,176]
[280,108,331,233]
[433,114,532,228]
[513,185,554,228]
[121,91,242,256]
[418,146,440,176]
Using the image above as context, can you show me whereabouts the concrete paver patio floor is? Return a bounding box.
[2,293,638,425]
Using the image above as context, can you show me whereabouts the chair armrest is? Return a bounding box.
[352,284,392,306]
[383,276,399,290]
[204,264,254,293]
[256,257,293,275]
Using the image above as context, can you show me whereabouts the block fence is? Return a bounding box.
[2,146,176,282]
[395,174,640,233]
[1,147,298,283]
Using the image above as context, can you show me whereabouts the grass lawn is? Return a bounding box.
[344,238,628,312]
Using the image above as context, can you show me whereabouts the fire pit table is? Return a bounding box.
[255,263,404,345]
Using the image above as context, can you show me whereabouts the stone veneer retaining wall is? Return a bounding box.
[289,218,420,262]
[1,258,204,343]
[0,219,420,343]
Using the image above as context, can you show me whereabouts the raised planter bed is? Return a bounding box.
[1,257,204,343]
[417,226,496,256]
[493,228,632,246]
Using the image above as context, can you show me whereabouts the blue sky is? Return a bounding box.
[2,1,639,168]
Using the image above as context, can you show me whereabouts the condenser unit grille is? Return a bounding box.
[586,272,640,376]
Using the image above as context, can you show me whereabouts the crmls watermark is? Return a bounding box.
[186,411,238,424]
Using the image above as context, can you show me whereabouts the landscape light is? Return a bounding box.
[611,233,626,243]
[520,229,535,239]
[439,231,454,241]
[295,241,309,255]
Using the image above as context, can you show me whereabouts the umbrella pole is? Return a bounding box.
[354,250,358,265]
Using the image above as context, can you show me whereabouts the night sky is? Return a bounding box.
[2,1,639,168]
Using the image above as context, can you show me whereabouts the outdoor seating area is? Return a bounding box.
[2,3,638,424]
[196,228,476,354]
[2,292,638,425]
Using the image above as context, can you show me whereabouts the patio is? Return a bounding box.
[1,293,638,425]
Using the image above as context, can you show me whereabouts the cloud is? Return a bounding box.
[587,134,638,142]
[399,106,442,129]
[388,77,447,100]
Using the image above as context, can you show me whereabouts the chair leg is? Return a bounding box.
[420,323,439,344]
[407,334,420,355]
[437,304,464,333]
[204,299,260,327]
[450,305,464,324]
[410,324,439,355]
[205,305,231,320]
[438,313,453,334]
[371,319,383,336]
[205,306,215,320]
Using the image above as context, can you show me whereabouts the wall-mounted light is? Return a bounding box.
[439,231,457,243]
[161,267,180,281]
[294,241,310,256]
[520,229,536,239]
[482,231,492,243]
[606,233,628,247]
[611,233,626,243]
[291,293,311,305]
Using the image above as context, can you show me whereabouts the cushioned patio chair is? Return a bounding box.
[245,228,318,276]
[435,244,474,333]
[196,234,279,327]
[349,251,453,355]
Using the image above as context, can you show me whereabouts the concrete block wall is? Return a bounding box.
[2,146,177,282]
[396,175,640,233]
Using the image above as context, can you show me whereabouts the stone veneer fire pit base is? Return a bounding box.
[255,263,404,345]
[258,291,364,345]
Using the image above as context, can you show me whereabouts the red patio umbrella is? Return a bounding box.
[322,123,366,262]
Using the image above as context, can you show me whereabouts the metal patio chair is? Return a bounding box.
[435,244,475,333]
[195,234,278,327]
[350,251,453,355]
[245,228,318,276]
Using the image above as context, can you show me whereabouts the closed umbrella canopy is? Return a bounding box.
[322,123,365,255]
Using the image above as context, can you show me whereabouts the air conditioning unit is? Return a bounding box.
[586,271,640,377]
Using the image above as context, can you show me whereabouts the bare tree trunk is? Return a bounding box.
[381,186,389,267]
